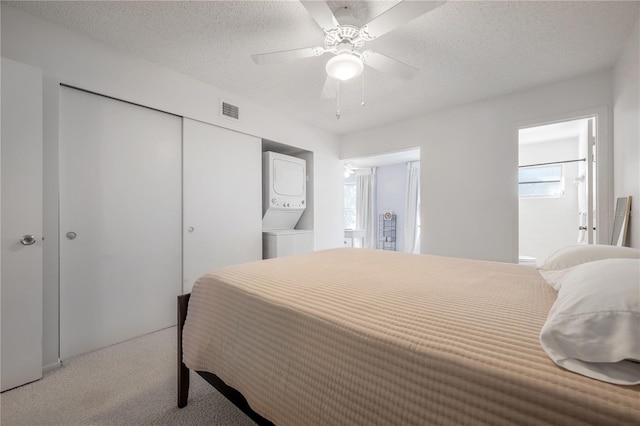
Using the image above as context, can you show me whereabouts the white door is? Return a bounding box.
[1,58,43,391]
[59,87,182,359]
[585,118,596,244]
[183,118,262,293]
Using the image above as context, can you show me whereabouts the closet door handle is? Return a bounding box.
[20,235,37,246]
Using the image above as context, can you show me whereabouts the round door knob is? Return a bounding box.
[20,235,36,246]
[66,231,77,240]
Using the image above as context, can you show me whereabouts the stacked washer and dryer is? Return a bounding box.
[262,151,314,259]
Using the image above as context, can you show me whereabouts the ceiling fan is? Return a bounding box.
[251,0,446,100]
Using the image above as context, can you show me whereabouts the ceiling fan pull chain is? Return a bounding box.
[336,81,341,119]
[361,68,365,107]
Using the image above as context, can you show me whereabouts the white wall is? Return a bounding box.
[613,17,640,249]
[1,4,344,368]
[341,71,614,262]
[519,137,581,263]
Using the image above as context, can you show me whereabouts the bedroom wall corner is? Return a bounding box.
[613,15,640,249]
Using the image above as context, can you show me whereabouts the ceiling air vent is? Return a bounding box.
[220,100,240,120]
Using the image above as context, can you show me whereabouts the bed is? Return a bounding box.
[178,248,640,425]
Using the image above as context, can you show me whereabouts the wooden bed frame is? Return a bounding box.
[177,294,274,426]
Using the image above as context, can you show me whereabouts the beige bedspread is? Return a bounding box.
[183,248,640,425]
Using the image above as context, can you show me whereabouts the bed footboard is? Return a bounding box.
[177,293,191,408]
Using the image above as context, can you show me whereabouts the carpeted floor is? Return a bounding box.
[0,327,256,425]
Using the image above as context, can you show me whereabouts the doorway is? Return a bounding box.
[343,148,421,253]
[518,117,596,265]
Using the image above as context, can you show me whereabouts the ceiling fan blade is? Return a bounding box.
[361,50,419,80]
[252,46,326,65]
[300,0,338,31]
[321,76,339,99]
[361,0,446,40]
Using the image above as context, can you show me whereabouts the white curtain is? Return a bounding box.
[356,167,376,249]
[403,161,421,253]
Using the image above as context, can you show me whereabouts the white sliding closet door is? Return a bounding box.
[183,118,262,293]
[59,87,182,359]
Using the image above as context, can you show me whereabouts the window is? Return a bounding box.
[344,182,356,229]
[518,165,564,198]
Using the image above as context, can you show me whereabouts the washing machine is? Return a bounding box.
[263,229,314,259]
[262,151,313,258]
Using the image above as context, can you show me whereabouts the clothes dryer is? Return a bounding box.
[262,151,306,230]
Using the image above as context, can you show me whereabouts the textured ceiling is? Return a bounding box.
[7,1,639,135]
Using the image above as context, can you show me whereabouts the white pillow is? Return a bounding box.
[538,269,571,291]
[539,258,640,385]
[539,244,640,271]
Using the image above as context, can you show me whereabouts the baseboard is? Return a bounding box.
[42,360,62,374]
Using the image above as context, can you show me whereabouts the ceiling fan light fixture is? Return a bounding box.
[326,53,364,81]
